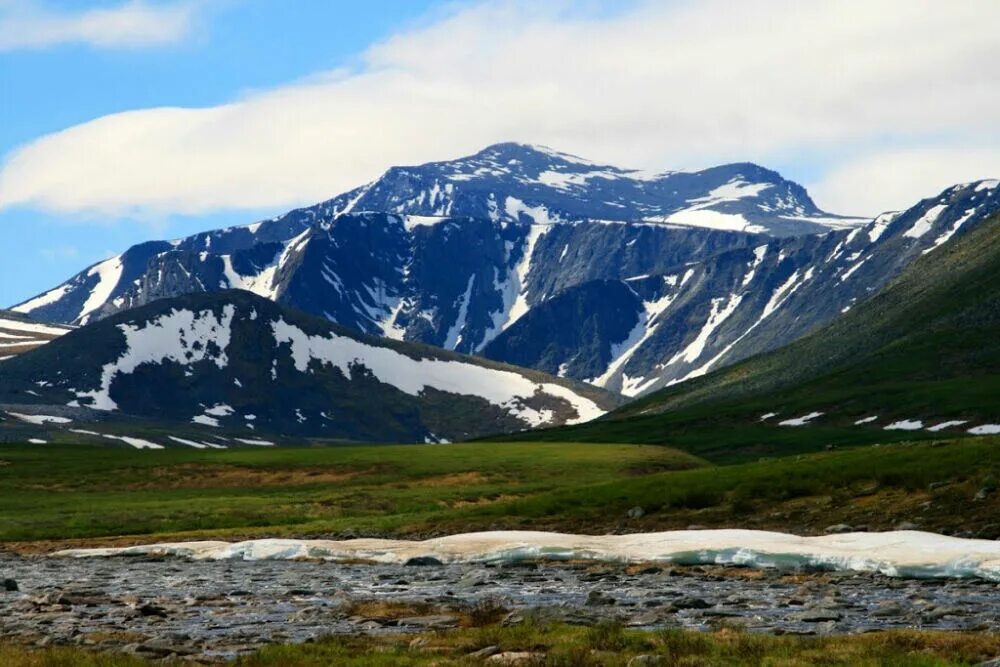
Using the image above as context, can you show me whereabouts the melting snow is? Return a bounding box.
[271,319,603,427]
[779,412,823,427]
[76,306,235,411]
[885,420,924,431]
[903,204,948,240]
[78,255,124,324]
[52,529,1000,581]
[969,425,1000,436]
[7,412,72,425]
[759,412,777,421]
[926,420,968,432]
[854,416,879,425]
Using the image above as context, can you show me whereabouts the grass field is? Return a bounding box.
[3,435,1000,548]
[3,622,1000,666]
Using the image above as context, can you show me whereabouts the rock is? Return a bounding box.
[397,614,458,629]
[501,611,524,626]
[585,590,616,606]
[408,637,431,650]
[894,521,920,531]
[671,596,711,610]
[628,657,665,666]
[928,481,951,490]
[823,524,853,534]
[870,601,905,617]
[789,610,842,622]
[404,556,444,567]
[2,578,18,592]
[486,652,543,665]
[136,603,168,618]
[975,487,994,501]
[626,506,645,519]
[468,645,502,659]
[978,658,1000,667]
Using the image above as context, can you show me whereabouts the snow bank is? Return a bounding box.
[52,529,1000,580]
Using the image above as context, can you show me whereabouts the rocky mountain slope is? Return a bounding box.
[11,144,856,333]
[0,291,612,444]
[505,202,1000,460]
[8,145,868,385]
[484,180,1000,394]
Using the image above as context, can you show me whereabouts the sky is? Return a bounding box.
[1,0,999,307]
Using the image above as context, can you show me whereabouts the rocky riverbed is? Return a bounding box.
[2,553,999,662]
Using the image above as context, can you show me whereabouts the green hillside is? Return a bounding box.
[500,211,1000,462]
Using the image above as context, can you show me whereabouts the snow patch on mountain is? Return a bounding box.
[76,306,236,411]
[271,318,602,427]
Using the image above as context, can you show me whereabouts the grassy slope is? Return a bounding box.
[4,436,1000,546]
[498,212,1000,462]
[0,442,703,544]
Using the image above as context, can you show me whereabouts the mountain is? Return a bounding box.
[0,310,71,360]
[482,180,1000,394]
[0,291,613,444]
[11,144,857,330]
[502,192,1000,461]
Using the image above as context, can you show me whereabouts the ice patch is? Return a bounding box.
[52,529,1000,581]
[75,306,235,411]
[78,255,124,324]
[7,412,71,425]
[234,438,275,446]
[885,420,924,431]
[926,420,968,432]
[903,204,948,240]
[779,412,823,427]
[271,319,603,427]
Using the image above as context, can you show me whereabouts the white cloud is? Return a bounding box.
[0,0,195,51]
[810,147,1000,217]
[0,0,998,218]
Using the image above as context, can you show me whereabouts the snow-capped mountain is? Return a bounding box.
[0,291,612,443]
[0,310,72,361]
[483,180,1000,394]
[12,143,859,328]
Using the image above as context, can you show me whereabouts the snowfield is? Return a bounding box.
[53,529,1000,581]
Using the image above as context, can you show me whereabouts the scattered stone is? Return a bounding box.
[928,481,951,490]
[404,556,444,567]
[397,614,458,629]
[408,637,430,650]
[671,596,711,610]
[486,652,543,665]
[468,645,501,659]
[585,590,616,606]
[870,601,905,617]
[823,524,853,534]
[789,610,842,623]
[136,603,168,618]
[894,522,920,531]
[975,487,994,502]
[628,656,664,666]
[626,506,645,519]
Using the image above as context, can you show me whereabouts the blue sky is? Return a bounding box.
[0,0,454,305]
[2,0,998,307]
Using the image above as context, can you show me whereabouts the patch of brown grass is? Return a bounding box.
[122,464,374,490]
